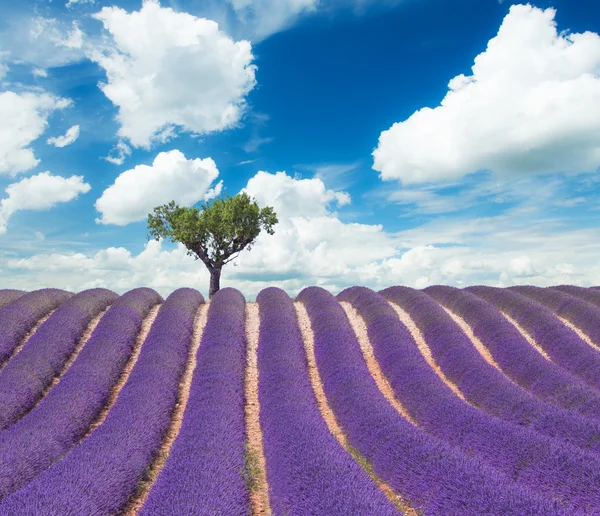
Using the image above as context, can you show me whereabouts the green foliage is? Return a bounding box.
[242,442,261,493]
[146,192,278,270]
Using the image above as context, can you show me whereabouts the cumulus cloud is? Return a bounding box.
[86,0,257,149]
[103,140,132,166]
[94,149,223,226]
[0,91,73,176]
[46,125,80,148]
[2,169,398,297]
[4,169,600,297]
[0,171,91,235]
[373,4,600,185]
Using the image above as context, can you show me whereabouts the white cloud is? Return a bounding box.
[4,169,600,298]
[0,50,10,83]
[86,0,257,149]
[66,0,96,8]
[1,170,396,298]
[30,18,84,50]
[241,170,351,219]
[94,149,223,226]
[0,171,91,235]
[0,90,73,176]
[32,68,48,78]
[46,125,80,148]
[229,0,318,42]
[373,4,600,185]
[103,140,132,166]
[0,13,96,70]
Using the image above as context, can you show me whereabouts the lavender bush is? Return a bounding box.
[0,288,118,431]
[0,287,161,502]
[257,287,397,515]
[297,286,566,515]
[0,288,73,367]
[0,290,25,310]
[338,286,600,511]
[553,285,600,309]
[0,289,202,514]
[380,286,600,456]
[138,288,250,516]
[493,285,600,389]
[425,285,600,422]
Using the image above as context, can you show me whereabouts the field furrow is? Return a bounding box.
[338,286,600,512]
[0,289,73,368]
[256,287,399,514]
[295,301,412,514]
[381,287,600,457]
[486,286,600,389]
[137,288,250,516]
[0,288,162,502]
[245,300,271,516]
[0,289,202,514]
[297,286,565,515]
[424,285,600,421]
[2,283,600,513]
[0,288,118,431]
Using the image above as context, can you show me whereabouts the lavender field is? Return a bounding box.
[1,284,600,515]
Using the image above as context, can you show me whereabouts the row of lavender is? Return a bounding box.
[1,285,600,513]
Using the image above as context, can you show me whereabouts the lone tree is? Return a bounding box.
[147,192,278,299]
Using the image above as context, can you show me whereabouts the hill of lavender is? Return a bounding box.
[0,284,600,515]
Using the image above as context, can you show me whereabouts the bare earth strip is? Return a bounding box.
[244,302,271,516]
[123,301,211,515]
[26,306,113,414]
[557,315,600,353]
[0,309,58,372]
[339,301,417,426]
[439,306,502,371]
[83,303,162,438]
[500,311,552,361]
[386,301,466,402]
[294,301,416,515]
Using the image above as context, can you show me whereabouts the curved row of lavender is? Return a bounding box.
[380,286,600,457]
[486,285,600,390]
[0,288,119,432]
[0,288,73,368]
[256,287,397,515]
[425,286,600,422]
[139,288,250,516]
[339,286,600,511]
[0,288,203,515]
[0,290,25,310]
[553,285,600,308]
[0,287,162,502]
[297,286,565,515]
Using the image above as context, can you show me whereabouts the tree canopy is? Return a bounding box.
[147,192,278,297]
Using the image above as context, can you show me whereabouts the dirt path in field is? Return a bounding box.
[557,315,600,352]
[0,308,57,372]
[123,301,210,515]
[30,305,113,412]
[339,302,417,426]
[385,301,466,402]
[244,302,271,516]
[499,311,551,361]
[84,302,162,438]
[294,301,416,515]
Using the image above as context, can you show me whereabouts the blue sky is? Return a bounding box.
[0,0,599,300]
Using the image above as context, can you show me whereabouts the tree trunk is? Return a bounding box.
[209,266,222,299]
